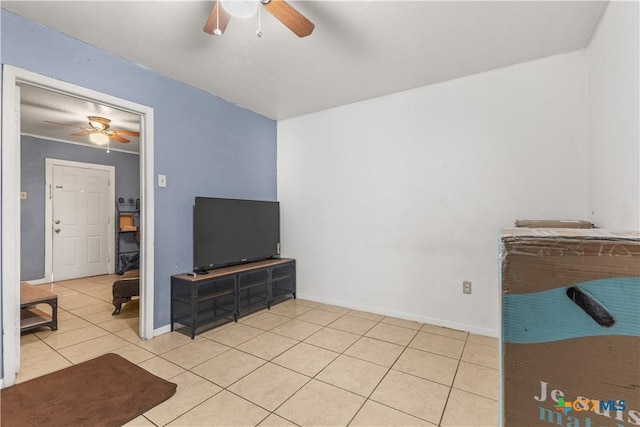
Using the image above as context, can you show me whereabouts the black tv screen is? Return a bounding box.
[194,197,280,270]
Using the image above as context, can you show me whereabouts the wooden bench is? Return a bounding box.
[20,282,58,333]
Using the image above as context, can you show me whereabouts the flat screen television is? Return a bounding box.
[193,197,280,271]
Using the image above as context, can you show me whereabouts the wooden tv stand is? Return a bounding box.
[171,258,296,338]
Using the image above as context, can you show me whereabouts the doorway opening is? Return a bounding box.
[2,65,155,387]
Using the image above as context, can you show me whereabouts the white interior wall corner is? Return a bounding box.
[277,51,589,337]
[586,1,640,230]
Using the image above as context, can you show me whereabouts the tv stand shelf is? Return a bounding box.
[171,258,295,338]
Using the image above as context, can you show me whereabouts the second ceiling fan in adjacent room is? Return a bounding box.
[45,116,140,145]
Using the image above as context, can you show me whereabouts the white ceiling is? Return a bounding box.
[20,84,141,154]
[4,1,607,121]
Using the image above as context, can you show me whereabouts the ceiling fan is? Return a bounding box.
[45,116,140,144]
[203,0,315,38]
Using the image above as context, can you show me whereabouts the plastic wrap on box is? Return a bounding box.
[514,219,595,229]
[500,228,640,427]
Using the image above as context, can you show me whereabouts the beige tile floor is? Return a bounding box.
[18,275,499,426]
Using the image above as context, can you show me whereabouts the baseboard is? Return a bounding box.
[152,297,499,339]
[153,324,172,337]
[296,292,499,338]
[154,320,235,339]
[24,277,51,285]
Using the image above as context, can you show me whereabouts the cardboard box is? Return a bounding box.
[119,213,137,232]
[500,228,640,426]
[514,219,595,229]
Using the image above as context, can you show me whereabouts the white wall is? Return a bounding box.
[278,52,588,336]
[586,1,640,230]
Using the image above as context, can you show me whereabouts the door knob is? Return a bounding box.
[54,228,61,233]
[54,220,60,224]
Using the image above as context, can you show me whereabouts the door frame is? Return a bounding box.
[45,159,116,281]
[2,65,156,387]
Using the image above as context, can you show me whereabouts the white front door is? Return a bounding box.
[52,164,111,281]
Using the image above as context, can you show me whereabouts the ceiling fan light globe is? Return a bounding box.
[89,132,110,145]
[213,28,222,36]
[220,0,259,18]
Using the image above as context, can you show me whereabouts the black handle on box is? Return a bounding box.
[566,286,615,328]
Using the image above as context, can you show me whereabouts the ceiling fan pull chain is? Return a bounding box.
[214,0,222,36]
[256,4,263,38]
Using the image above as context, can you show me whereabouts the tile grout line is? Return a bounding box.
[191,325,310,425]
[265,310,370,426]
[437,334,470,426]
[164,356,310,426]
[231,363,313,422]
[344,330,441,427]
[344,343,403,427]
[172,307,381,426]
[448,385,500,403]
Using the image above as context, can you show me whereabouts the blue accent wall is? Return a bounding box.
[20,136,141,281]
[1,10,277,339]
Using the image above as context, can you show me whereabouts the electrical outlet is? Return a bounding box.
[463,281,472,294]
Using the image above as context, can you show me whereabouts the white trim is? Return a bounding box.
[44,159,116,281]
[22,132,140,156]
[2,65,155,387]
[22,277,50,285]
[138,103,155,342]
[2,71,21,384]
[153,324,173,337]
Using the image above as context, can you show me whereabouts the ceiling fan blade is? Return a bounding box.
[45,120,87,130]
[262,0,314,37]
[109,135,130,143]
[112,130,140,137]
[70,131,91,136]
[203,2,231,35]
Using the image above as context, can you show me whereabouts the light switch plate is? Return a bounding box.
[158,174,167,188]
[20,192,27,200]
